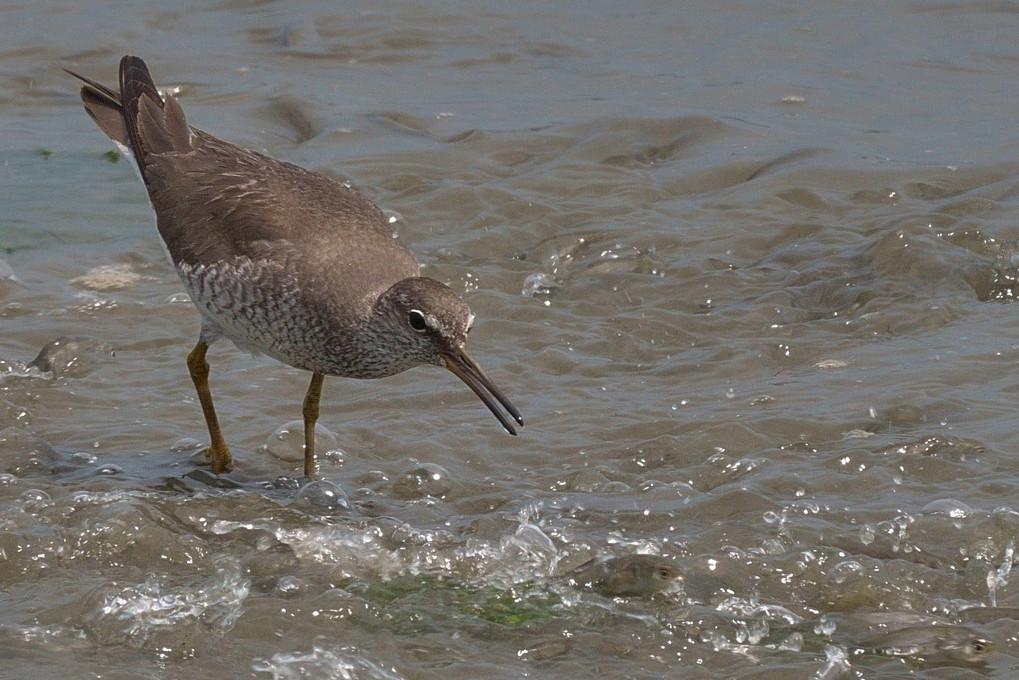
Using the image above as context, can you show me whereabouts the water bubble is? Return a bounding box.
[921,499,972,518]
[275,575,307,596]
[263,421,339,464]
[392,462,453,499]
[95,464,124,476]
[521,272,559,298]
[776,631,803,652]
[735,618,769,645]
[814,615,837,637]
[71,451,98,464]
[18,488,50,511]
[170,437,203,453]
[828,560,863,584]
[293,480,350,514]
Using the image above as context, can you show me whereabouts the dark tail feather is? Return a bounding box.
[118,56,161,161]
[67,56,192,181]
[119,56,194,176]
[64,67,128,146]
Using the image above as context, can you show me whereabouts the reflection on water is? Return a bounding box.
[3,0,1019,677]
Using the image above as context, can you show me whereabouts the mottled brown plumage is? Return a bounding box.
[67,56,522,476]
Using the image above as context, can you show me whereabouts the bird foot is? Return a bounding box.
[205,443,233,474]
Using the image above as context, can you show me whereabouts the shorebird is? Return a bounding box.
[67,56,522,476]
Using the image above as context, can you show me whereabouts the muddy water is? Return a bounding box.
[3,1,1019,678]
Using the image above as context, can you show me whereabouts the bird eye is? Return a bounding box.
[408,309,428,332]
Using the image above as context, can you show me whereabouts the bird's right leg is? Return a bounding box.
[186,337,232,474]
[301,372,325,477]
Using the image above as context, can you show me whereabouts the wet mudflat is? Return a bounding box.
[4,1,1019,677]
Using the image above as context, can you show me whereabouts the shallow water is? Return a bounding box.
[4,0,1019,677]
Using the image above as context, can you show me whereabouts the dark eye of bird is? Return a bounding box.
[408,310,428,332]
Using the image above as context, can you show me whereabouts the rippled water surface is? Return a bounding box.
[5,1,1019,677]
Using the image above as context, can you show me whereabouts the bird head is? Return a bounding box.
[375,276,523,434]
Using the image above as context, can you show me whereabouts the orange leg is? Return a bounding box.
[186,339,232,474]
[302,372,325,477]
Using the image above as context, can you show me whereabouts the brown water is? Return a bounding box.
[4,1,1019,677]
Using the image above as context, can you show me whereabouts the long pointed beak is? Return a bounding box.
[444,345,523,435]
